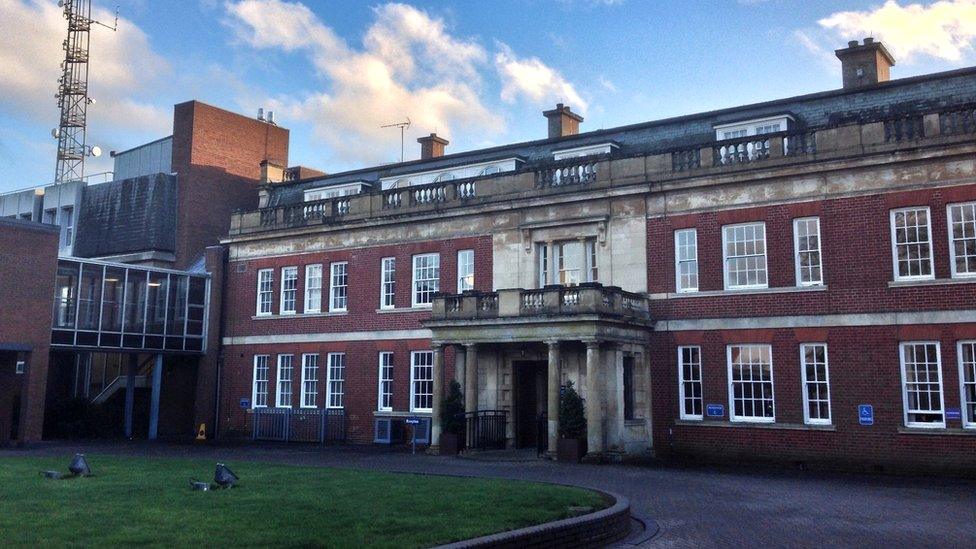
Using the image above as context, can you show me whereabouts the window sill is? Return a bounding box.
[650,285,827,300]
[887,278,976,288]
[674,419,836,432]
[373,410,432,417]
[375,307,432,314]
[251,312,349,320]
[897,426,976,436]
[624,419,647,427]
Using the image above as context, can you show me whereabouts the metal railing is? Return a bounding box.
[460,410,508,451]
[252,408,346,443]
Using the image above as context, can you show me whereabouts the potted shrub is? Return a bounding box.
[439,380,464,455]
[557,381,587,463]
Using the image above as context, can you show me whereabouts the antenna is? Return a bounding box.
[381,118,411,163]
[52,1,118,186]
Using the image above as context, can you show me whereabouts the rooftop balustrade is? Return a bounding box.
[430,283,651,323]
[230,104,976,236]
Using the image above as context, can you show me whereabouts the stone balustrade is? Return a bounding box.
[430,283,651,322]
[231,104,976,235]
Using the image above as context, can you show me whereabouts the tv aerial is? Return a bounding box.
[381,118,411,163]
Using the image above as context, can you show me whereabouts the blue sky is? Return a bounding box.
[1,0,975,192]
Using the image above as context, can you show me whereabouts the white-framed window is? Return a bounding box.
[412,253,440,307]
[252,355,269,408]
[276,354,294,408]
[674,229,699,293]
[678,346,703,420]
[800,343,831,425]
[61,206,74,248]
[537,243,549,288]
[793,217,823,286]
[890,207,934,281]
[410,350,434,412]
[380,257,396,309]
[948,202,976,278]
[959,341,976,429]
[727,344,774,423]
[330,262,348,312]
[15,361,26,374]
[899,342,944,428]
[722,222,768,290]
[300,353,319,408]
[280,266,298,314]
[378,352,394,412]
[457,249,474,292]
[305,264,323,313]
[326,352,345,408]
[256,269,274,316]
[538,239,598,286]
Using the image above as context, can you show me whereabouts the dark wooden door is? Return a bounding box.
[514,361,544,448]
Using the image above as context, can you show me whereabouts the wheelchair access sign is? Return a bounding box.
[858,404,874,426]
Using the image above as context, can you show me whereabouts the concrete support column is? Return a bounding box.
[464,343,478,413]
[148,354,164,441]
[429,343,445,451]
[546,339,561,459]
[584,340,604,455]
[124,354,137,439]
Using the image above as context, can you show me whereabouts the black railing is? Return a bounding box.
[460,410,508,451]
[252,408,346,443]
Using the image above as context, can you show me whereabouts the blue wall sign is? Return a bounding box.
[405,417,421,425]
[858,404,874,426]
[239,397,251,410]
[706,404,724,418]
[946,408,962,421]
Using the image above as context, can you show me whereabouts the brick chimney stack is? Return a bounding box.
[543,103,584,139]
[835,38,896,89]
[418,133,449,160]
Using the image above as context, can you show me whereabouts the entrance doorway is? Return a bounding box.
[513,360,547,449]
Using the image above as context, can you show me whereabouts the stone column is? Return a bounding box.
[454,344,466,391]
[546,339,561,459]
[584,340,604,455]
[429,343,445,451]
[464,343,478,413]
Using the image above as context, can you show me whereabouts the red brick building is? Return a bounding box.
[0,218,59,445]
[215,39,976,473]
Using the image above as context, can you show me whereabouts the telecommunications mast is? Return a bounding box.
[52,0,117,185]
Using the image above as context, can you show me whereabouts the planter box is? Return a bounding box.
[440,432,460,456]
[557,438,586,463]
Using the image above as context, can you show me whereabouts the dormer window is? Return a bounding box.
[552,142,618,161]
[379,158,522,190]
[305,183,366,202]
[714,115,793,141]
[433,172,456,182]
[480,165,503,176]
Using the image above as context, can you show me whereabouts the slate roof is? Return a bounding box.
[270,66,976,206]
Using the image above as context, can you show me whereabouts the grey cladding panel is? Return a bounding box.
[73,173,178,258]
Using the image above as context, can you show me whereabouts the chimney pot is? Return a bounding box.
[543,103,584,139]
[417,133,449,160]
[835,37,895,89]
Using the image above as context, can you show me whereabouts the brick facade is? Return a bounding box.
[171,101,289,268]
[0,219,59,444]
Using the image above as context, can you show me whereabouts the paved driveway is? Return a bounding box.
[4,442,974,547]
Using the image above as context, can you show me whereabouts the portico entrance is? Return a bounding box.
[513,360,546,449]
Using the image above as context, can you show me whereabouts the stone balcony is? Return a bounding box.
[424,284,654,344]
[228,104,976,237]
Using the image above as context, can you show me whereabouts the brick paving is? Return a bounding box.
[4,441,975,546]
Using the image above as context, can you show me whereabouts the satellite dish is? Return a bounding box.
[58,0,64,6]
[51,128,60,139]
[90,146,102,158]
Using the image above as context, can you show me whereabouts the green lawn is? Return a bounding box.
[0,455,605,548]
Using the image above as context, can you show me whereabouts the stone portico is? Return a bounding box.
[424,283,654,459]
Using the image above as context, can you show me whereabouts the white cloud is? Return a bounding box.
[0,0,171,134]
[817,0,976,62]
[495,43,587,112]
[225,1,505,164]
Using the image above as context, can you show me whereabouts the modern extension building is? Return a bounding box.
[219,39,976,473]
